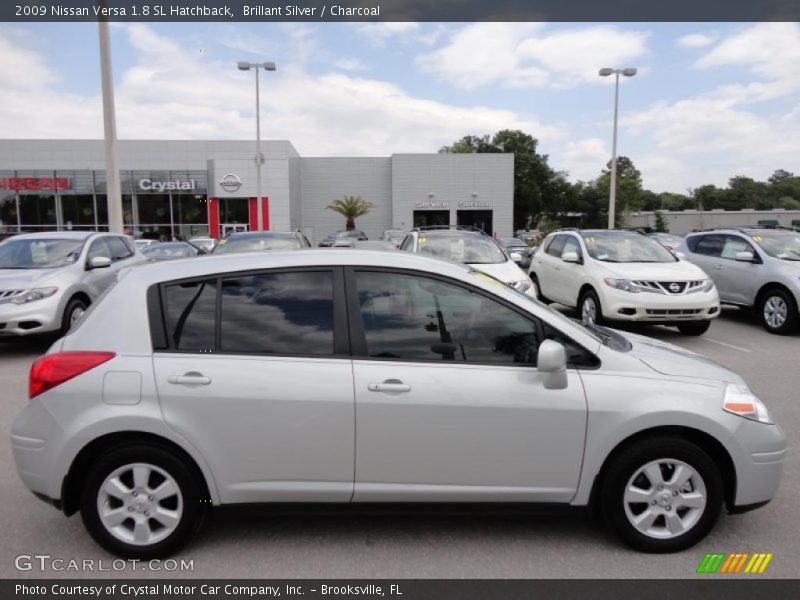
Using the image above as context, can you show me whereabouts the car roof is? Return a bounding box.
[12,231,95,240]
[225,231,297,239]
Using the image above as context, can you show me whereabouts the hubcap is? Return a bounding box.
[763,296,787,329]
[97,463,183,546]
[623,459,707,539]
[581,297,596,325]
[69,306,85,328]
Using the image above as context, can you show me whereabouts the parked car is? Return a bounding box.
[381,229,406,248]
[11,249,785,557]
[679,227,800,334]
[401,227,535,297]
[529,229,720,335]
[648,233,685,254]
[0,231,145,337]
[141,241,207,262]
[319,230,368,247]
[188,237,217,252]
[353,240,398,251]
[134,239,159,251]
[212,231,311,254]
[500,237,534,269]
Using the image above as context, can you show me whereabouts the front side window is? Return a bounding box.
[220,271,335,354]
[690,234,724,257]
[86,237,111,261]
[545,235,566,257]
[106,236,133,260]
[354,271,541,365]
[561,236,582,259]
[721,236,756,259]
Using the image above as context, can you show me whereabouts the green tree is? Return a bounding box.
[654,210,668,233]
[326,195,374,231]
[441,129,562,229]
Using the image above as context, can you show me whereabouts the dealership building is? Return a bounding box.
[0,140,513,243]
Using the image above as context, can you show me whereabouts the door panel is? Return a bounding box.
[348,268,587,503]
[154,355,355,503]
[352,361,587,502]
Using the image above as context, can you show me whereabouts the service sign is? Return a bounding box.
[0,177,71,191]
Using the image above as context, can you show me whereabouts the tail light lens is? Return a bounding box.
[29,352,115,399]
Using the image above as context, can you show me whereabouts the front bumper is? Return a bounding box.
[600,286,720,323]
[0,295,62,336]
[729,419,787,509]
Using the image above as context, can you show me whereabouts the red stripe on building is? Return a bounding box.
[208,197,220,238]
[261,196,270,231]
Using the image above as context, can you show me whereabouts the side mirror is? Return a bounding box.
[87,256,112,270]
[510,251,523,262]
[562,251,580,264]
[538,340,568,390]
[735,251,755,262]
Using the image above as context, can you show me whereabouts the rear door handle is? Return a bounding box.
[368,379,411,393]
[167,372,211,385]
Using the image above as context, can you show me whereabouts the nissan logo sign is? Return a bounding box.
[219,173,242,193]
[669,283,681,293]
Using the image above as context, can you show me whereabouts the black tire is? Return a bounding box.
[758,287,798,335]
[578,289,603,325]
[529,273,551,304]
[60,297,88,336]
[600,437,723,553]
[676,320,711,336]
[80,444,207,559]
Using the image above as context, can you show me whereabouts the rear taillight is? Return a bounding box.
[29,352,115,399]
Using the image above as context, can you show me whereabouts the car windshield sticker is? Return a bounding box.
[30,241,48,264]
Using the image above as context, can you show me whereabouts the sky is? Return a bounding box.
[0,21,798,193]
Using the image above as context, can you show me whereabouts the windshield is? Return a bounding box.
[417,234,507,264]
[751,232,800,261]
[0,238,84,269]
[143,243,191,258]
[582,231,677,263]
[213,236,301,254]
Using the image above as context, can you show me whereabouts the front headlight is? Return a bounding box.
[511,279,532,293]
[722,384,772,424]
[604,278,640,293]
[702,279,715,292]
[11,287,59,305]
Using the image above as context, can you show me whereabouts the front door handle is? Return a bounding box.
[714,265,724,270]
[367,379,411,393]
[167,372,211,385]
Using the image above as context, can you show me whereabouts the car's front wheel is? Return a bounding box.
[529,273,551,304]
[60,297,88,336]
[601,437,723,553]
[676,320,711,336]
[81,444,206,558]
[578,289,602,325]
[758,287,798,335]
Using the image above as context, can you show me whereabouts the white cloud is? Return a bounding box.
[0,23,557,157]
[416,24,649,91]
[332,57,370,72]
[676,32,717,48]
[550,138,609,182]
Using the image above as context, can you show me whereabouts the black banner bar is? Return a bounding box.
[2,0,799,23]
[4,580,800,600]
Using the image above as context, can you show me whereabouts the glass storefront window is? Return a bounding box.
[95,194,134,227]
[138,194,172,225]
[61,195,96,227]
[174,194,207,225]
[19,194,57,226]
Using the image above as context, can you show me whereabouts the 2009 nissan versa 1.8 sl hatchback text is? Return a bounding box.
[11,249,785,558]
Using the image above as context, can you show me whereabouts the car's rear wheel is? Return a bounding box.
[676,321,711,336]
[579,289,602,325]
[758,288,798,335]
[81,444,206,558]
[60,297,88,336]
[601,437,723,553]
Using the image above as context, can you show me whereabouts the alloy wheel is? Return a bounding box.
[70,306,86,329]
[623,458,707,539]
[581,297,597,325]
[97,462,183,546]
[763,295,788,330]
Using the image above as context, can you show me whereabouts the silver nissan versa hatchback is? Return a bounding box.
[11,250,785,558]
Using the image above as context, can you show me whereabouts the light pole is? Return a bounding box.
[599,67,636,229]
[98,16,124,234]
[238,61,276,232]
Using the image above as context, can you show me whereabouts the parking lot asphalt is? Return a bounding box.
[0,306,797,579]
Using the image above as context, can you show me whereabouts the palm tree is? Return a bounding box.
[326,195,374,231]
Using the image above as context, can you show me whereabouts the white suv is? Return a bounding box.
[529,229,720,335]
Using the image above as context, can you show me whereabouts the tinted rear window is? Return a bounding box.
[163,280,217,352]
